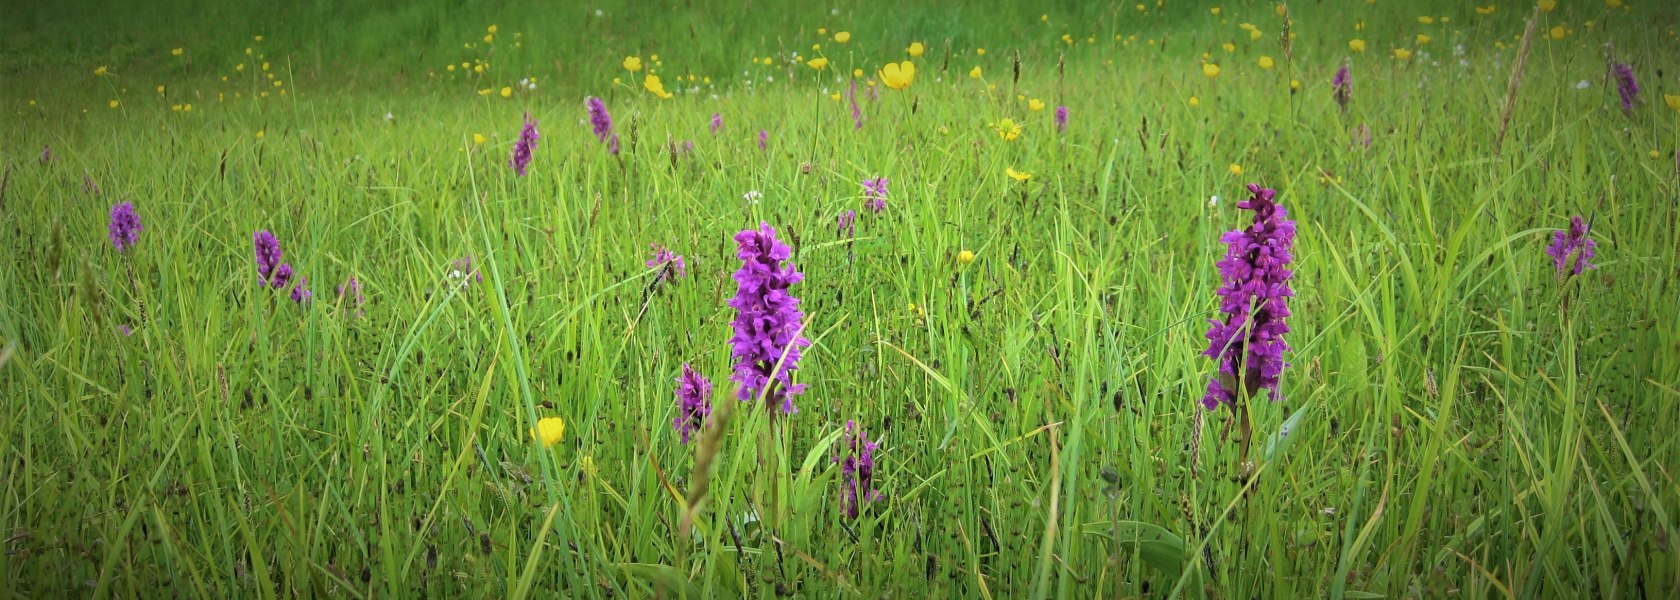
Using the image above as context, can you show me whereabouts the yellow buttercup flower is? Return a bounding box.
[992,118,1022,141]
[1665,94,1680,111]
[478,88,492,96]
[1650,150,1661,159]
[1258,56,1275,70]
[1229,164,1243,176]
[623,56,643,72]
[255,129,264,138]
[1349,39,1367,52]
[817,27,827,35]
[1607,0,1622,7]
[531,417,565,448]
[1202,62,1221,78]
[1394,48,1413,60]
[976,48,986,55]
[807,57,829,70]
[907,42,925,57]
[969,66,982,78]
[958,250,975,265]
[1006,166,1033,182]
[835,31,851,43]
[1549,25,1566,40]
[94,65,109,76]
[1418,15,1435,24]
[1029,98,1045,111]
[1250,28,1262,41]
[108,99,119,108]
[171,47,183,57]
[879,61,915,90]
[1211,7,1222,15]
[1539,0,1556,12]
[1222,42,1236,53]
[1417,34,1431,45]
[643,74,673,98]
[1290,79,1301,91]
[1189,95,1201,107]
[1476,5,1497,14]
[473,133,487,145]
[500,86,513,98]
[830,92,842,101]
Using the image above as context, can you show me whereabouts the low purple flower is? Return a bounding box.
[672,363,713,444]
[40,145,52,165]
[1202,184,1296,411]
[1332,62,1351,111]
[727,223,810,414]
[758,129,769,151]
[837,420,882,520]
[710,112,724,135]
[609,133,621,156]
[254,230,283,286]
[509,112,539,176]
[290,276,312,305]
[1545,215,1597,278]
[847,80,864,130]
[1612,62,1640,113]
[838,210,857,237]
[272,263,294,291]
[586,96,613,142]
[862,177,888,213]
[1055,106,1069,133]
[647,244,687,284]
[107,202,142,252]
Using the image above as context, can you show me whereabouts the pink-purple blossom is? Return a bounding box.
[727,223,810,414]
[1202,184,1296,410]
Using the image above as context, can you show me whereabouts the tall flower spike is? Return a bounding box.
[1202,184,1296,411]
[758,129,769,151]
[1332,62,1351,111]
[1545,215,1597,277]
[1055,106,1069,133]
[107,202,142,253]
[862,177,888,213]
[586,97,613,143]
[510,112,539,176]
[837,420,882,520]
[1612,62,1640,113]
[672,363,713,444]
[709,112,724,135]
[727,223,810,414]
[254,231,283,286]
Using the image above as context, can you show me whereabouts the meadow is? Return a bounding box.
[3,0,1680,597]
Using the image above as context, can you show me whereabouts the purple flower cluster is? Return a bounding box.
[451,255,483,287]
[837,420,882,520]
[838,210,857,237]
[758,129,769,152]
[710,112,724,135]
[253,230,311,305]
[672,363,713,444]
[1055,106,1069,133]
[862,177,888,213]
[509,112,538,176]
[586,97,613,143]
[1332,63,1351,111]
[1202,184,1296,410]
[646,244,687,284]
[727,223,810,414]
[1545,215,1597,278]
[1612,62,1640,113]
[107,202,142,253]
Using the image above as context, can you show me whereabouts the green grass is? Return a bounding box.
[4,0,1679,597]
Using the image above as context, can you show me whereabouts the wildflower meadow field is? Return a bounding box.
[4,0,1680,596]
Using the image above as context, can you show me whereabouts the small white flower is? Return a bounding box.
[594,8,603,16]
[766,75,774,82]
[1209,195,1219,207]
[743,190,763,203]
[831,7,839,14]
[1321,507,1337,516]
[527,82,537,91]
[383,112,394,122]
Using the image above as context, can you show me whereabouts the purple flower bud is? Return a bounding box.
[672,363,713,444]
[1612,62,1640,113]
[509,112,538,176]
[586,97,613,143]
[254,231,283,285]
[1545,215,1597,278]
[1055,106,1069,133]
[107,202,142,252]
[837,420,882,519]
[710,112,724,135]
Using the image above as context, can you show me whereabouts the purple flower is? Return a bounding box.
[39,145,52,165]
[837,420,882,520]
[847,80,864,130]
[254,230,283,286]
[727,223,810,414]
[758,129,768,151]
[1612,62,1640,113]
[672,363,713,444]
[272,263,294,291]
[509,112,539,176]
[837,210,857,237]
[646,244,687,284]
[862,177,888,213]
[609,133,621,156]
[290,276,312,305]
[1545,215,1597,277]
[1332,62,1351,111]
[1202,184,1296,411]
[710,112,724,135]
[586,97,613,143]
[107,202,142,252]
[451,255,483,287]
[118,324,133,336]
[1055,106,1069,133]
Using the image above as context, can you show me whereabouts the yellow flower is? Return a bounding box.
[255,129,264,139]
[1222,42,1236,53]
[623,56,643,72]
[835,31,851,43]
[643,74,673,98]
[1290,79,1301,90]
[473,133,487,145]
[1417,34,1431,45]
[500,86,513,98]
[879,60,915,90]
[262,61,270,71]
[1349,39,1367,52]
[531,417,565,448]
[1393,48,1413,60]
[976,48,986,55]
[1029,98,1045,111]
[157,84,166,94]
[1476,5,1497,14]
[1006,166,1033,182]
[171,104,182,112]
[1041,13,1049,21]
[1650,150,1661,159]
[1665,94,1680,111]
[1228,164,1243,176]
[171,47,183,57]
[817,27,827,35]
[1211,7,1222,15]
[487,24,498,34]
[1189,95,1201,107]
[908,42,925,57]
[94,65,108,76]
[1275,3,1287,16]
[958,250,976,265]
[447,64,456,71]
[807,57,829,70]
[478,88,492,96]
[1607,0,1622,6]
[578,455,599,479]
[850,68,862,78]
[969,66,982,78]
[1539,0,1556,12]
[108,99,119,108]
[1418,15,1435,24]
[992,118,1022,141]
[1549,25,1566,40]
[254,35,263,42]
[1250,28,1263,41]
[1258,56,1275,69]
[812,43,821,51]
[830,92,842,101]
[1202,62,1221,78]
